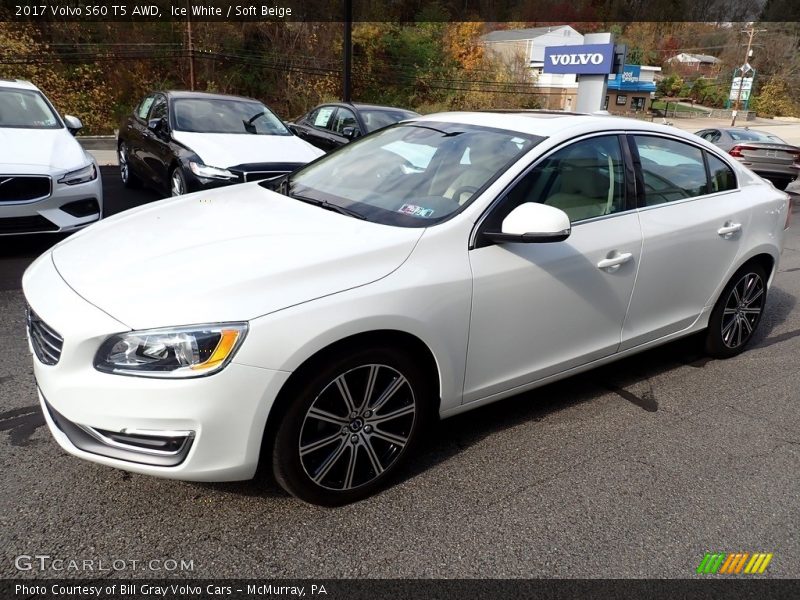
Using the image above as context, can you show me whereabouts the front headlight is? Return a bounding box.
[94,323,248,378]
[58,162,98,185]
[188,161,236,180]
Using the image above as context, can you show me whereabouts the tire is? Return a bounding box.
[705,262,767,358]
[118,142,141,189]
[170,166,188,197]
[271,346,432,506]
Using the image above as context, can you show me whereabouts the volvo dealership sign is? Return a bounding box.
[543,43,615,75]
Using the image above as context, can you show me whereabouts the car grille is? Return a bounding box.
[230,162,306,183]
[0,215,59,234]
[26,306,64,365]
[0,176,51,202]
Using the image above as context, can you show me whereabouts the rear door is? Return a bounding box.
[620,133,750,350]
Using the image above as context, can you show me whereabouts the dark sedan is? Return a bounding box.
[696,127,800,190]
[117,91,323,197]
[288,102,419,151]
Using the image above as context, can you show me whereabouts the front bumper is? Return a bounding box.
[0,167,103,235]
[24,252,290,481]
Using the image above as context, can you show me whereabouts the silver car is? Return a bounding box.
[0,79,102,235]
[696,127,799,191]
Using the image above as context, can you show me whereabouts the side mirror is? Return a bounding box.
[148,117,169,138]
[342,126,359,140]
[484,202,571,244]
[63,115,83,135]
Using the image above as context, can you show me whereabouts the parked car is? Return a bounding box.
[117,91,324,197]
[24,113,790,505]
[288,102,419,151]
[695,127,800,190]
[0,79,102,235]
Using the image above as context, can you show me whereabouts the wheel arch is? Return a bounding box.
[258,329,442,472]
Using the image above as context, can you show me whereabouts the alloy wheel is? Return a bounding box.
[171,169,185,196]
[720,271,765,349]
[119,145,129,183]
[298,364,416,491]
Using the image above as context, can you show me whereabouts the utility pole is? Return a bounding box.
[731,25,765,126]
[342,0,352,102]
[187,2,195,91]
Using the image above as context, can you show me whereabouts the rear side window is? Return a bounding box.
[706,153,737,192]
[633,135,708,205]
[136,96,154,120]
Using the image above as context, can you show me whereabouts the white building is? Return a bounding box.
[482,25,585,110]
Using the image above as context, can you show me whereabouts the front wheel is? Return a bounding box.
[705,262,767,358]
[170,166,188,197]
[271,347,432,505]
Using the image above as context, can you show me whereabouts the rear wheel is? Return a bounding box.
[705,262,767,358]
[271,346,432,505]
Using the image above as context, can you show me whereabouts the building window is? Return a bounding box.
[616,95,628,106]
[631,97,645,111]
[603,96,609,110]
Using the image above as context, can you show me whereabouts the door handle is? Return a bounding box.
[597,252,633,271]
[717,222,742,237]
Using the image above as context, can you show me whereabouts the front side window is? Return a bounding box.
[275,122,542,227]
[485,135,627,226]
[172,98,290,135]
[634,135,708,205]
[0,89,60,129]
[332,107,358,136]
[148,95,167,122]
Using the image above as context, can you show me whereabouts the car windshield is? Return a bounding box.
[0,89,61,129]
[360,109,419,133]
[729,129,786,144]
[172,98,290,135]
[272,121,542,227]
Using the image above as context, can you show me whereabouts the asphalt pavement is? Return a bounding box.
[0,168,798,579]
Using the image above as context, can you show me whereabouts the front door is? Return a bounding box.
[464,135,642,404]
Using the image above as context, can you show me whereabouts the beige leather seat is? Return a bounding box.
[544,165,611,222]
[444,139,521,205]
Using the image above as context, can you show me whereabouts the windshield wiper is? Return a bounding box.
[289,193,367,220]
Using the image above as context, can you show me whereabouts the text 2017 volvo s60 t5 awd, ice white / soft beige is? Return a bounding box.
[23,112,790,505]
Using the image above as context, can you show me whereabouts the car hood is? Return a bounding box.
[51,184,423,330]
[172,131,324,168]
[0,127,86,171]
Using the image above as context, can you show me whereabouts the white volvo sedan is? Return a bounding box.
[23,112,791,505]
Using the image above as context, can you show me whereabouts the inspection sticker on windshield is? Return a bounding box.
[399,203,435,218]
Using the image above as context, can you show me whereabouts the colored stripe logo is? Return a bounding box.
[697,552,773,574]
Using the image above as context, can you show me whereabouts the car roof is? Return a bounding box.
[0,79,40,91]
[319,101,418,114]
[409,111,703,141]
[160,90,262,103]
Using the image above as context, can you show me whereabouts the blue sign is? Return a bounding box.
[607,65,656,92]
[543,43,615,75]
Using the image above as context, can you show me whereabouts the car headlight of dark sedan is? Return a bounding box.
[94,323,248,378]
[58,162,97,185]
[189,161,236,180]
